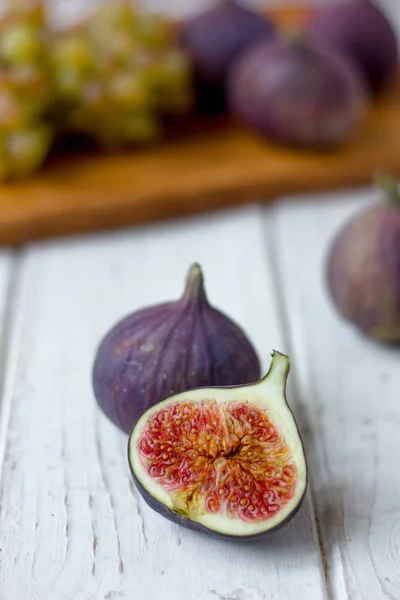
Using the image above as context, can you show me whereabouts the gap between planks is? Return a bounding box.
[270,189,400,600]
[262,211,332,598]
[0,251,22,477]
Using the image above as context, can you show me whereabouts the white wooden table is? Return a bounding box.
[1,0,400,596]
[0,185,399,600]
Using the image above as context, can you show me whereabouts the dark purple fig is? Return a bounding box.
[93,263,261,433]
[179,0,274,113]
[128,350,307,540]
[227,34,367,149]
[180,1,274,84]
[326,173,400,342]
[306,0,398,95]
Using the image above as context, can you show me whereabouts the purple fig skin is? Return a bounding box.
[306,0,399,95]
[227,35,367,149]
[92,264,261,433]
[179,1,275,85]
[326,178,400,341]
[127,362,308,541]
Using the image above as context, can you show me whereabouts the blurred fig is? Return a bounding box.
[180,1,274,84]
[180,0,274,113]
[326,173,400,342]
[227,35,367,149]
[306,0,398,95]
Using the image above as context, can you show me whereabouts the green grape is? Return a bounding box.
[54,68,86,101]
[5,1,46,28]
[88,0,137,52]
[0,88,30,129]
[143,50,192,113]
[0,3,56,180]
[162,50,192,82]
[80,80,105,108]
[90,28,140,68]
[52,33,93,72]
[136,13,173,50]
[0,22,44,64]
[0,136,10,181]
[52,32,94,101]
[12,66,53,116]
[50,0,193,150]
[108,71,148,108]
[6,124,52,177]
[122,111,160,143]
[90,1,137,32]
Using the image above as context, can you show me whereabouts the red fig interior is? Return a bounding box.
[128,352,307,538]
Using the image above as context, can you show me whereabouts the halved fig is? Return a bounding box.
[128,351,307,540]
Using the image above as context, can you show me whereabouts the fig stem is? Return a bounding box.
[182,263,207,302]
[375,171,400,206]
[258,350,290,390]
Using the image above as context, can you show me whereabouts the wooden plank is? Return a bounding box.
[273,189,400,600]
[0,0,399,248]
[0,252,14,336]
[0,251,17,470]
[0,78,399,248]
[0,206,327,600]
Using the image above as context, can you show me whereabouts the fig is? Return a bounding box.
[93,263,260,433]
[306,0,398,95]
[326,173,400,342]
[180,1,274,84]
[179,1,274,113]
[227,34,367,149]
[128,350,307,540]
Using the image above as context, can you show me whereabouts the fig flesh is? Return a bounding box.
[227,35,367,149]
[306,0,398,95]
[128,351,307,540]
[326,173,400,342]
[93,263,260,433]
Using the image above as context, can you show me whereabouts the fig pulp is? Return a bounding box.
[128,351,307,540]
[93,263,260,433]
[326,173,400,342]
[227,35,366,149]
[306,0,398,95]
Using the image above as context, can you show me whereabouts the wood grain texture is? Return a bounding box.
[273,190,400,600]
[0,250,17,469]
[0,207,327,600]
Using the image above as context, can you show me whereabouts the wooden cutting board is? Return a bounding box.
[0,5,400,246]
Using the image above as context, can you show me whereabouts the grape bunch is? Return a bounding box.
[51,1,192,148]
[0,0,193,180]
[0,1,53,180]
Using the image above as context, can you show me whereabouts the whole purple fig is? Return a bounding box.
[326,173,400,341]
[306,0,398,95]
[227,34,367,149]
[179,0,274,113]
[93,263,261,433]
[180,1,274,85]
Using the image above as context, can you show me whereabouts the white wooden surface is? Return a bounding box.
[1,1,400,596]
[0,188,399,599]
